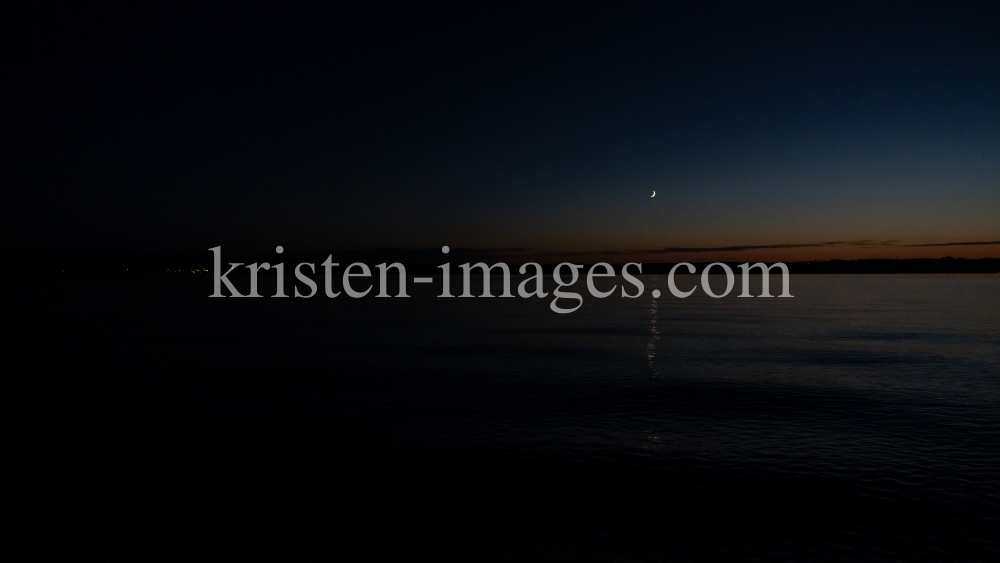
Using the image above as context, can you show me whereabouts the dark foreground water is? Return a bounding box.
[1,273,998,561]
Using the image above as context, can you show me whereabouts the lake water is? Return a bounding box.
[2,273,998,561]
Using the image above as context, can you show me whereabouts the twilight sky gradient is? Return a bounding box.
[5,2,999,263]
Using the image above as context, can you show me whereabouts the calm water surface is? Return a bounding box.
[2,273,998,561]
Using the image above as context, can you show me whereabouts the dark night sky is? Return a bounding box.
[5,2,999,263]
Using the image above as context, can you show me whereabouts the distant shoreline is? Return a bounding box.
[6,257,1000,276]
[642,258,1000,275]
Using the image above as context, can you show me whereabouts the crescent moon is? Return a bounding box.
[651,191,656,197]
